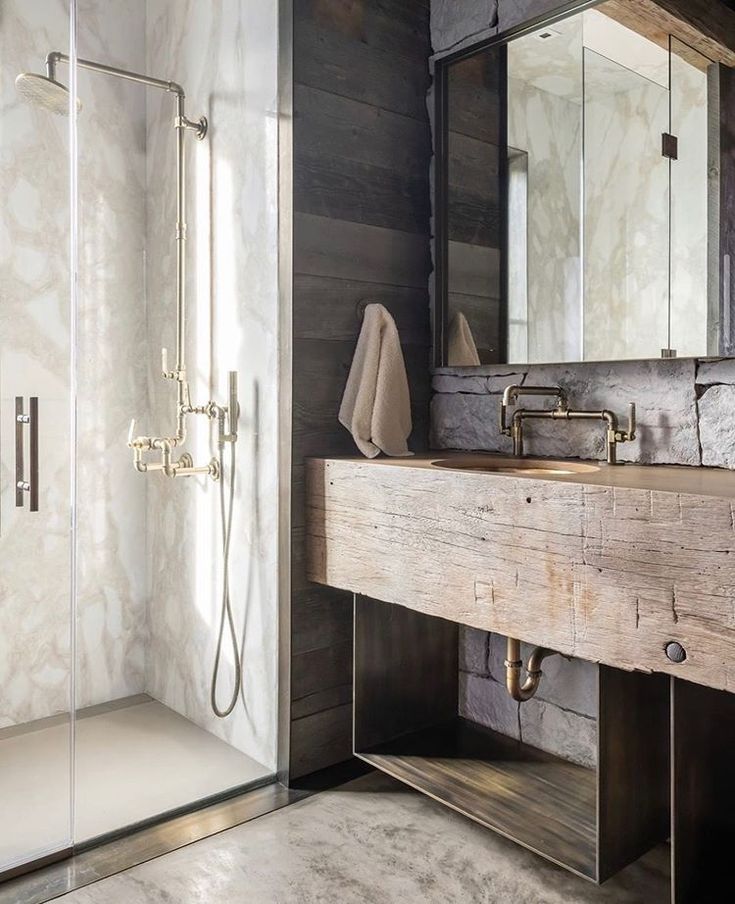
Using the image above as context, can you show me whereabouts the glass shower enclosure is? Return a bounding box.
[1,0,280,878]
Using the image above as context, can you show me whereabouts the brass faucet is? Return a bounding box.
[500,384,636,465]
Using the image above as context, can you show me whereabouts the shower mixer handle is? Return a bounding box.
[228,371,239,439]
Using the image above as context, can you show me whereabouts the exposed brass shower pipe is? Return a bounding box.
[43,51,239,479]
[43,52,221,478]
[504,636,559,703]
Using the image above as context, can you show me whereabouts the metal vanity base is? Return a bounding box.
[354,597,735,899]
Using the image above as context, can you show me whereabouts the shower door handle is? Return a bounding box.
[15,396,39,512]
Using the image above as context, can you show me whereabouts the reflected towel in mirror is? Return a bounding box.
[448,312,481,366]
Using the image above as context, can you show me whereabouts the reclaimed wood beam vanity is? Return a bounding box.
[306,453,735,901]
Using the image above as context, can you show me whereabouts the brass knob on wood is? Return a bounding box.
[665,641,687,664]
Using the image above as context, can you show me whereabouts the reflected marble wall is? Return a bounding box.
[584,67,670,361]
[507,74,582,363]
[144,0,279,768]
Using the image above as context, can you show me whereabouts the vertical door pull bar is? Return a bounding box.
[15,397,26,507]
[29,397,39,512]
[15,396,39,512]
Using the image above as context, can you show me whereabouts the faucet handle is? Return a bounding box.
[627,402,636,441]
[161,347,171,379]
[613,403,636,443]
[127,418,136,447]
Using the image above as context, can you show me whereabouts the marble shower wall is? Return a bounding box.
[75,0,149,710]
[0,0,149,727]
[1,0,279,770]
[144,0,279,768]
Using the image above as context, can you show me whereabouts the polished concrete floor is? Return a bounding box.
[57,773,670,904]
[0,696,270,871]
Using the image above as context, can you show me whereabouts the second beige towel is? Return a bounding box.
[338,303,413,458]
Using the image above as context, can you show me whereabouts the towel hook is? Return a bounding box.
[355,299,370,322]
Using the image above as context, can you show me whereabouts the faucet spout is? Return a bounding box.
[500,384,568,456]
[498,386,638,465]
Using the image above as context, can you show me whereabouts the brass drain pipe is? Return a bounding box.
[504,637,559,702]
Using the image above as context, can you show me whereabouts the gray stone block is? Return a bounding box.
[459,673,520,739]
[528,649,597,719]
[486,631,510,684]
[485,373,526,394]
[459,625,489,674]
[431,393,512,452]
[520,697,597,768]
[432,0,498,53]
[697,358,735,386]
[497,0,571,33]
[432,374,492,395]
[699,384,735,468]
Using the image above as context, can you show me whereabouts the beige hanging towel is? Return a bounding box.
[339,303,413,458]
[448,311,481,366]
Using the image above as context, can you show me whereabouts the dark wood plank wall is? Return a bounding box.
[290,0,432,780]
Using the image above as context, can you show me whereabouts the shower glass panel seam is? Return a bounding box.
[69,0,79,849]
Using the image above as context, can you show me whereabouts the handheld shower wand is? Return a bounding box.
[211,373,242,718]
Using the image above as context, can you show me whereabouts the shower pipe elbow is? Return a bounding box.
[45,51,63,80]
[505,636,559,703]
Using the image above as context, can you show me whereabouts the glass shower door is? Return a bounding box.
[583,45,671,361]
[0,0,75,876]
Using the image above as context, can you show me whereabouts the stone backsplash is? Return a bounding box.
[432,358,735,468]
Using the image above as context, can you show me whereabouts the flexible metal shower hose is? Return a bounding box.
[210,435,242,717]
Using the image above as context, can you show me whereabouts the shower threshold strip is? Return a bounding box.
[0,778,305,904]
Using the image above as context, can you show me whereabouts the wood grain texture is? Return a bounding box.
[294,86,430,176]
[600,0,735,66]
[359,719,598,880]
[294,213,431,287]
[290,0,432,781]
[306,456,735,693]
[295,153,430,234]
[294,21,429,121]
[293,276,430,345]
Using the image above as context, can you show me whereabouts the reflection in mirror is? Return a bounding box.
[437,1,732,367]
[446,48,506,365]
[582,17,671,362]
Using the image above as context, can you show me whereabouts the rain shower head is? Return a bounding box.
[15,72,80,115]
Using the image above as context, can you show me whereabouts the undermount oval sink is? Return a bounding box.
[431,456,600,477]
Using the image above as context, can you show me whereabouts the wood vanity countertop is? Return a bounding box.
[308,452,735,498]
[306,453,735,693]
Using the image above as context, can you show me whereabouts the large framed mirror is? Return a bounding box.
[433,0,735,367]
